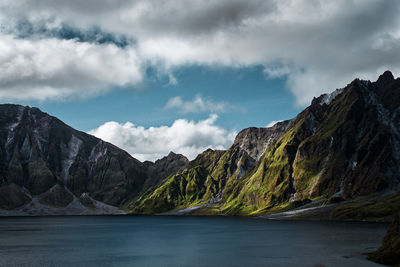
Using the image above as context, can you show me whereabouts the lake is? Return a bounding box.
[0,216,389,267]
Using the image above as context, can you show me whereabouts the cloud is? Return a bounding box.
[0,34,142,101]
[88,115,237,162]
[266,120,283,128]
[1,1,400,105]
[8,19,133,48]
[165,95,232,114]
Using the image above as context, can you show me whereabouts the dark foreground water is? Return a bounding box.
[0,216,389,267]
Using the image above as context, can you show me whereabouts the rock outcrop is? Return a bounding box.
[233,120,293,161]
[368,214,400,266]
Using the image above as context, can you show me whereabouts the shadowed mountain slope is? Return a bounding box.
[0,105,187,215]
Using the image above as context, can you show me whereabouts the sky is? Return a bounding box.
[0,0,399,161]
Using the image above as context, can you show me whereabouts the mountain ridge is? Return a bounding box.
[0,105,188,215]
[0,71,399,220]
[130,71,400,218]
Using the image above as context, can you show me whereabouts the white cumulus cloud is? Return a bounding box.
[88,114,237,162]
[165,95,231,114]
[0,34,142,101]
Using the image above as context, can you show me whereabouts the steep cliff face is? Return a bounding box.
[0,105,187,215]
[132,71,400,216]
[221,71,400,215]
[233,120,293,161]
[0,104,148,207]
[298,71,400,199]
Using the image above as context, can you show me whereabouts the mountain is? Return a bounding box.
[130,71,400,218]
[1,71,399,219]
[143,152,189,190]
[0,105,187,215]
[128,122,293,215]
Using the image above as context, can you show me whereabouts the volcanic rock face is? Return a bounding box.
[0,105,187,214]
[233,120,293,161]
[0,104,148,208]
[132,71,400,215]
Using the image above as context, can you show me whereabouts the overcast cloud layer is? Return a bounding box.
[88,115,236,162]
[1,0,400,104]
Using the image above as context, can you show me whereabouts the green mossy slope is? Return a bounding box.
[129,72,400,219]
[129,147,255,214]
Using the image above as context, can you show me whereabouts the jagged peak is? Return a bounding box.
[166,151,188,160]
[166,151,189,162]
[168,151,177,156]
[312,88,342,106]
[377,70,394,84]
[312,71,397,107]
[234,120,292,143]
[153,151,189,164]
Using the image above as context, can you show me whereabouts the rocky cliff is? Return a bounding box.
[233,120,293,161]
[0,105,187,215]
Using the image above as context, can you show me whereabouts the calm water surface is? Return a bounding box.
[0,216,388,267]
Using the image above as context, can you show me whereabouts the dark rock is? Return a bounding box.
[0,104,148,208]
[38,184,73,208]
[145,151,189,188]
[79,193,95,209]
[0,183,31,209]
[368,213,400,265]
